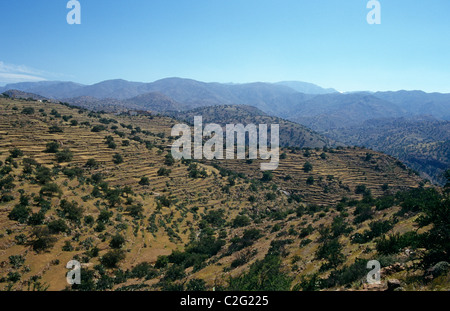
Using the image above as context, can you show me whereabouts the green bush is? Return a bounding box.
[47,219,68,234]
[100,250,126,268]
[45,141,60,153]
[232,215,251,228]
[109,234,126,249]
[55,148,73,163]
[227,255,292,291]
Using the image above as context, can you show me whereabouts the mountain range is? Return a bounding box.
[1,77,449,184]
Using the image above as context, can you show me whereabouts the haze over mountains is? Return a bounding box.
[1,77,450,184]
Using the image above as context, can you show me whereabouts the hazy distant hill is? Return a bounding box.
[168,104,334,148]
[124,92,184,112]
[0,81,85,99]
[2,89,49,101]
[276,81,338,94]
[286,93,407,130]
[372,90,450,120]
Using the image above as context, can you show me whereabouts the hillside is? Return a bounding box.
[1,96,448,292]
[167,105,333,148]
[324,117,450,185]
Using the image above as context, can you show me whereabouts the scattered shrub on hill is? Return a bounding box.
[21,107,35,115]
[100,250,126,268]
[227,255,292,291]
[303,162,313,172]
[55,148,73,163]
[113,153,123,164]
[45,141,60,153]
[9,148,23,158]
[30,227,57,252]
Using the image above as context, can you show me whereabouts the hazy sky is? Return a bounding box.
[1,0,449,92]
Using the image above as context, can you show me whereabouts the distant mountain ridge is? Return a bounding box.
[276,81,338,94]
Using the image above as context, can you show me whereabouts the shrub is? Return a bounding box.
[355,185,368,195]
[21,107,35,115]
[232,215,251,228]
[9,255,25,269]
[109,234,125,249]
[59,199,83,221]
[9,148,23,158]
[85,159,98,168]
[164,153,175,166]
[316,238,344,269]
[131,262,158,280]
[157,167,171,176]
[8,204,31,223]
[45,141,59,153]
[126,204,143,219]
[227,255,292,291]
[91,125,106,132]
[100,250,126,268]
[40,183,61,197]
[31,227,57,252]
[261,171,273,182]
[375,232,421,255]
[139,177,150,186]
[113,153,123,164]
[303,162,313,172]
[48,125,64,133]
[27,212,45,226]
[47,219,68,234]
[56,148,73,163]
[203,209,226,227]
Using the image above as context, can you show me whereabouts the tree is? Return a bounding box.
[56,148,73,163]
[232,215,251,228]
[303,162,313,173]
[40,183,62,197]
[139,177,150,186]
[316,238,344,270]
[164,153,175,166]
[417,193,450,267]
[8,204,31,223]
[113,153,123,164]
[109,234,125,249]
[45,141,59,153]
[21,107,35,115]
[100,250,126,268]
[9,148,23,158]
[261,171,273,182]
[227,255,292,291]
[31,227,57,252]
[85,159,98,168]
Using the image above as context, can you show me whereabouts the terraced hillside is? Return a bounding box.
[324,117,450,185]
[0,96,448,292]
[168,104,333,148]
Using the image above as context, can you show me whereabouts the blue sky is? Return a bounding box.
[0,0,449,92]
